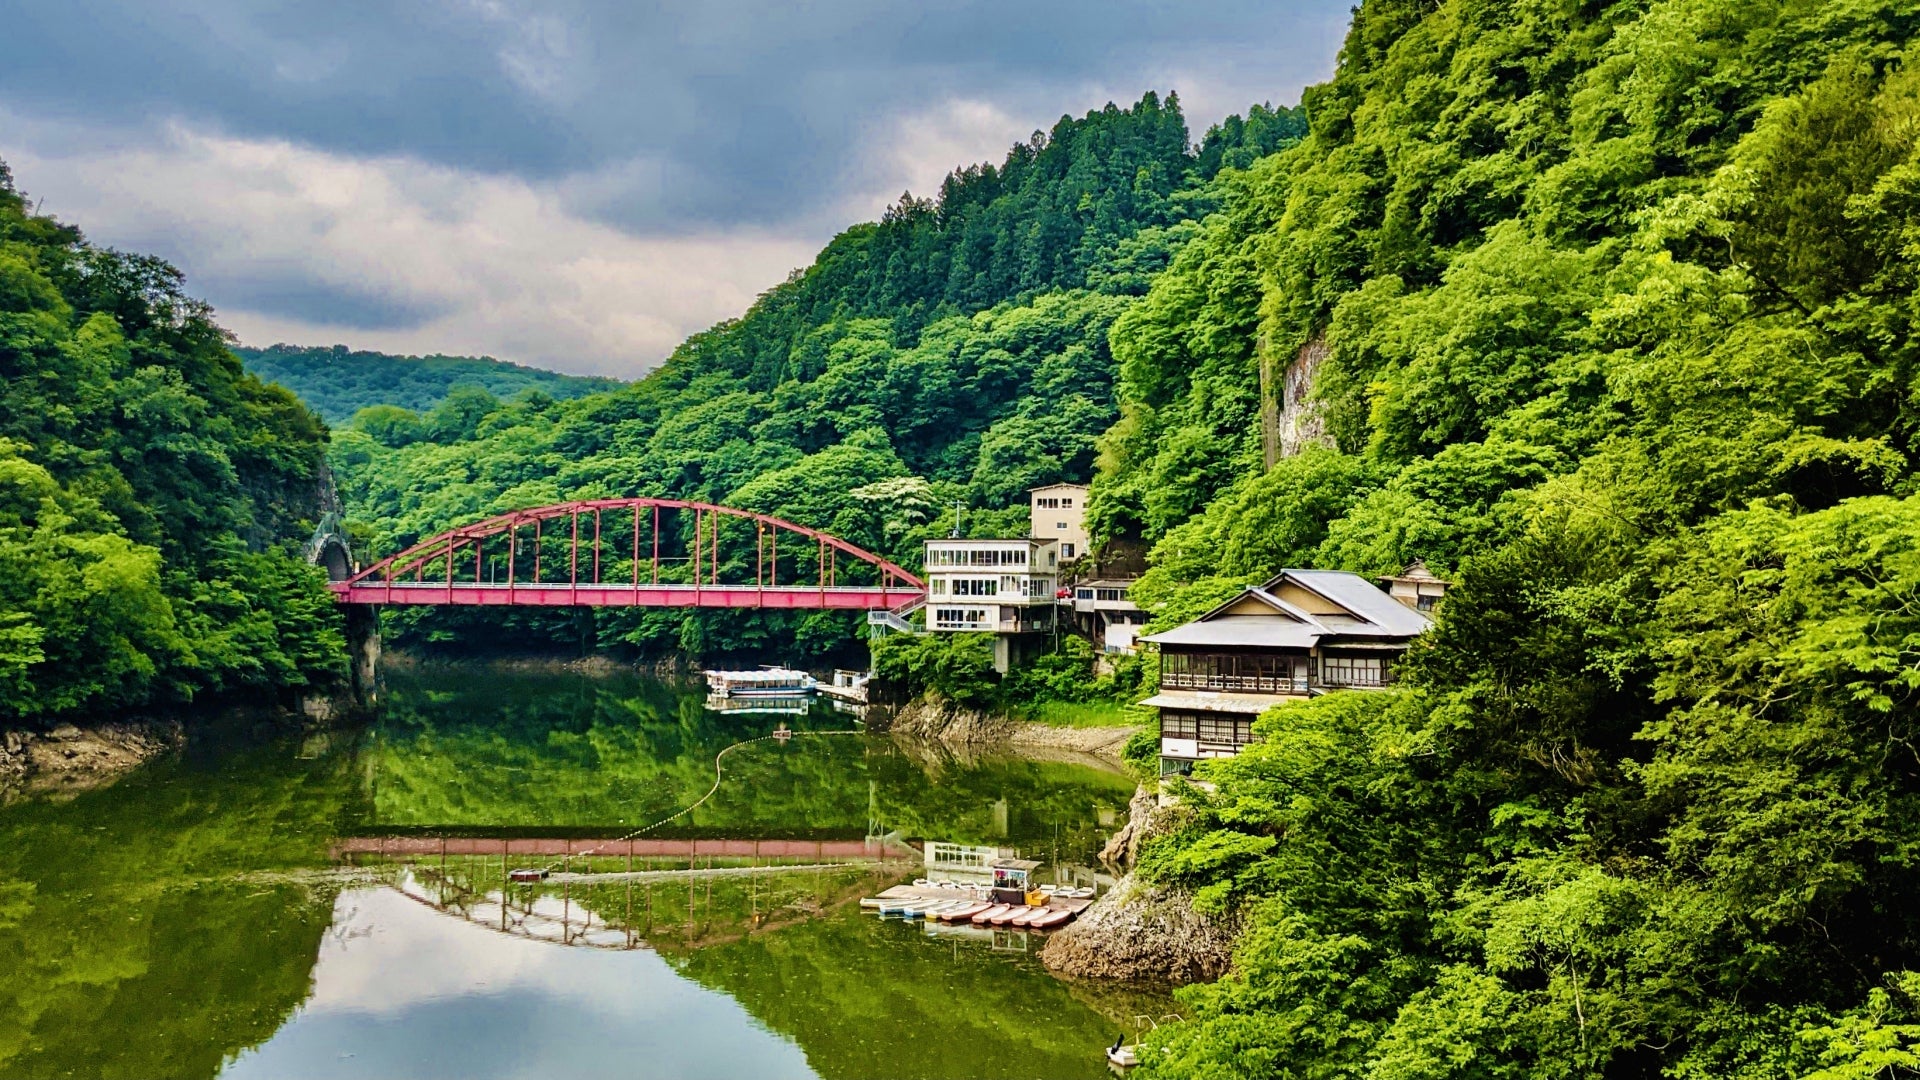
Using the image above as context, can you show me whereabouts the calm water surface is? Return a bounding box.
[0,665,1162,1080]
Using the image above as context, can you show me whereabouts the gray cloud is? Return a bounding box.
[3,1,1349,230]
[0,1,1352,374]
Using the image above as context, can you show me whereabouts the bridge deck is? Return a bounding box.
[329,582,925,608]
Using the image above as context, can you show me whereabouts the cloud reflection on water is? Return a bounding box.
[220,886,816,1080]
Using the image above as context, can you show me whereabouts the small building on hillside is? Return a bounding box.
[924,537,1059,670]
[1029,483,1089,563]
[1068,579,1150,653]
[1379,559,1449,612]
[1139,569,1432,775]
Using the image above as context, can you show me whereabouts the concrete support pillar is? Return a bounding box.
[346,603,381,713]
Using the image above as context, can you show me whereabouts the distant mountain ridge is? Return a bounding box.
[236,344,623,422]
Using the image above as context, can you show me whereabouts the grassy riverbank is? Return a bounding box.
[1016,700,1145,729]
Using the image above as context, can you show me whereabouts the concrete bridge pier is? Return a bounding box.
[345,603,381,713]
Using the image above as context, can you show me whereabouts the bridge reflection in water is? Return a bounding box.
[340,833,917,951]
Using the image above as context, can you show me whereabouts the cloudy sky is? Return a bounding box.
[1,2,1352,377]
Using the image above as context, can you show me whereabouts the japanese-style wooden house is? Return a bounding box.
[1139,568,1436,774]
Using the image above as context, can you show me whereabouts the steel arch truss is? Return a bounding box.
[328,498,925,610]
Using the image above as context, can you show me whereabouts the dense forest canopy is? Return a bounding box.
[0,163,342,721]
[235,343,623,423]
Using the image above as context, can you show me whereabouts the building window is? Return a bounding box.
[1062,543,1076,559]
[1416,594,1438,612]
[952,578,997,596]
[933,607,988,628]
[1061,498,1073,508]
[1160,651,1308,693]
[1096,588,1124,601]
[928,548,1030,568]
[1197,715,1255,745]
[931,579,947,595]
[1320,655,1387,687]
[1160,710,1254,746]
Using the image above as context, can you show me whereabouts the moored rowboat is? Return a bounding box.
[970,904,1012,925]
[939,902,990,922]
[1028,907,1075,929]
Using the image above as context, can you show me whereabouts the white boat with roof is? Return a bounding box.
[704,666,818,697]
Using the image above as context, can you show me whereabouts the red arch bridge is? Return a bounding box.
[326,498,926,610]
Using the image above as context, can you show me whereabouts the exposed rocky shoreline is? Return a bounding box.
[0,720,185,803]
[877,693,1138,759]
[1040,781,1242,984]
[883,694,1241,984]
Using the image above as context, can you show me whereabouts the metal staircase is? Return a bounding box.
[867,595,926,636]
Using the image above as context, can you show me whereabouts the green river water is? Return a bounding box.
[0,665,1165,1080]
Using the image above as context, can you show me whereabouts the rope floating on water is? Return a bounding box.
[533,728,865,875]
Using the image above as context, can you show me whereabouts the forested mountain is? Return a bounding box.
[236,343,623,423]
[331,94,1304,659]
[0,163,341,721]
[327,0,1920,1073]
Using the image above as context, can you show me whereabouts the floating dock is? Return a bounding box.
[863,883,1096,928]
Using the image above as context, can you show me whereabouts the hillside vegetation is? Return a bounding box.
[1098,1,1920,1076]
[321,0,1920,1072]
[0,164,341,722]
[330,94,1305,660]
[236,343,623,423]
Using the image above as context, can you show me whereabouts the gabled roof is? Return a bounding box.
[1028,482,1089,493]
[1143,569,1431,650]
[1268,569,1431,637]
[1142,617,1323,649]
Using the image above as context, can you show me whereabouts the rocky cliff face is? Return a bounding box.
[878,695,1015,743]
[1278,330,1333,460]
[1039,873,1240,984]
[1041,783,1241,984]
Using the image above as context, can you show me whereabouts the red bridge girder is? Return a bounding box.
[329,498,925,610]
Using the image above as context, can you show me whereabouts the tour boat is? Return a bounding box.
[704,667,818,697]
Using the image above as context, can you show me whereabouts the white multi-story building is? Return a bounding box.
[1028,483,1089,562]
[923,537,1059,635]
